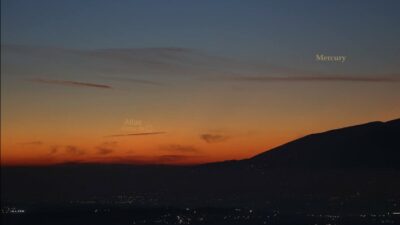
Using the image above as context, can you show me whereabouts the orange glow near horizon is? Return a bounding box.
[2,113,400,166]
[1,126,294,166]
[2,45,400,166]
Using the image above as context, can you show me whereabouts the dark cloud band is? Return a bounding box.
[28,78,112,89]
[228,75,400,83]
[105,132,166,137]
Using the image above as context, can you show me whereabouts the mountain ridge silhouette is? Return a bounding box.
[2,118,400,205]
[243,118,400,169]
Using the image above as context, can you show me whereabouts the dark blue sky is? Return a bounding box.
[2,0,400,73]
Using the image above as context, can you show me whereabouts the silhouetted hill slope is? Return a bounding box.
[2,119,400,205]
[246,118,400,168]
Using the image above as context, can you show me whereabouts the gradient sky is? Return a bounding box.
[1,0,400,165]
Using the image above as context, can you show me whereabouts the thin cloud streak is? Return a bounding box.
[87,154,201,165]
[48,145,86,155]
[200,134,229,143]
[97,147,114,155]
[227,75,400,83]
[160,144,200,153]
[101,76,165,86]
[28,78,113,89]
[5,45,400,84]
[95,141,118,155]
[65,145,86,155]
[20,141,43,146]
[105,132,166,137]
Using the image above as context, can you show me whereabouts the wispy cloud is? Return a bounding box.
[105,132,166,137]
[6,44,399,88]
[88,154,201,165]
[4,44,220,78]
[200,134,229,143]
[226,75,400,83]
[97,147,114,155]
[100,76,165,86]
[20,141,43,146]
[49,145,86,155]
[28,78,113,89]
[49,146,58,154]
[156,154,194,163]
[160,144,199,153]
[65,145,86,155]
[96,141,118,155]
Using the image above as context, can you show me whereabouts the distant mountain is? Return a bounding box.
[244,118,400,169]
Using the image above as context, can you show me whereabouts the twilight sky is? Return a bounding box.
[1,0,400,165]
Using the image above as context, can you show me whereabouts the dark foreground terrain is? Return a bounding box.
[2,119,400,224]
[3,203,400,225]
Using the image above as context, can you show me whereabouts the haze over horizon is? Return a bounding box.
[2,0,400,166]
